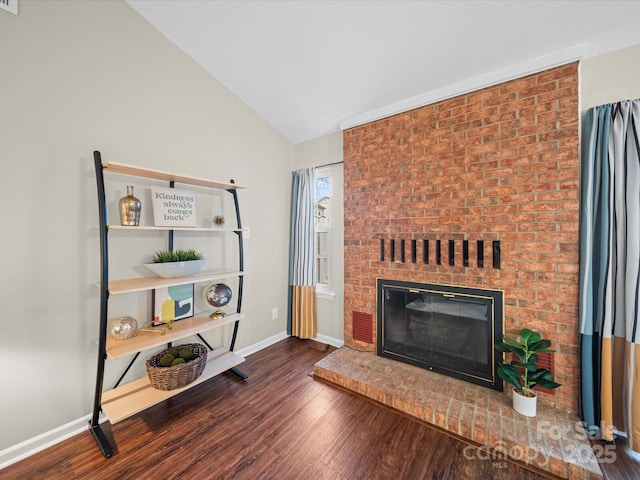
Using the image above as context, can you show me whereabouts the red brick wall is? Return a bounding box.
[343,63,580,413]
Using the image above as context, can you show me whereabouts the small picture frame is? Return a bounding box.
[151,186,197,227]
[152,284,194,326]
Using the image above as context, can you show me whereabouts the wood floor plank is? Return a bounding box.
[1,338,633,479]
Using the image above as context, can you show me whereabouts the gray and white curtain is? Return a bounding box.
[287,168,317,338]
[579,99,640,452]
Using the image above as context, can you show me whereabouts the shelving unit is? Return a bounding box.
[90,151,247,458]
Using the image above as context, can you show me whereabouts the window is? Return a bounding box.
[314,167,331,296]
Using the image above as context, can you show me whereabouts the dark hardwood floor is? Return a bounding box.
[1,338,636,479]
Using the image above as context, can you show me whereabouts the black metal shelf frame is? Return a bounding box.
[89,151,246,458]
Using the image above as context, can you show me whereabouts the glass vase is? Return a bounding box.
[119,185,141,226]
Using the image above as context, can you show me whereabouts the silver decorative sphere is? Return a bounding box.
[202,283,232,318]
[111,316,138,340]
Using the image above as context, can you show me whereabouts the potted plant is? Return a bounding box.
[495,328,561,417]
[144,248,206,278]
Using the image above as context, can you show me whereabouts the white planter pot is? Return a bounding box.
[143,259,207,278]
[512,389,537,417]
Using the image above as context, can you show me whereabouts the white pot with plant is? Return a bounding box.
[144,248,206,278]
[495,328,561,417]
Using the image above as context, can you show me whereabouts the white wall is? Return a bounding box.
[0,0,292,455]
[581,43,640,111]
[293,133,344,344]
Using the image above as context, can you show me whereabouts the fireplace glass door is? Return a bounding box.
[377,280,503,390]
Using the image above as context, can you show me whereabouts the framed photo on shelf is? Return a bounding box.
[152,284,194,326]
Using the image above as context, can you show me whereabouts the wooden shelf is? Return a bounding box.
[108,270,243,295]
[106,313,244,358]
[103,161,247,190]
[108,225,247,233]
[91,152,248,458]
[101,347,245,424]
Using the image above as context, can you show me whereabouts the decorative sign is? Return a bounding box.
[0,0,18,15]
[151,186,197,227]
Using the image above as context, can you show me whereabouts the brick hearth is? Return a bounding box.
[314,347,603,479]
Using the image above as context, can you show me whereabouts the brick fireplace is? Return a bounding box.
[314,62,603,477]
[342,62,580,413]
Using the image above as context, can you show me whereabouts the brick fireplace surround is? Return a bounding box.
[313,63,606,478]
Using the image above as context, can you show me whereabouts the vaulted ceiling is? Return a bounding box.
[128,1,640,144]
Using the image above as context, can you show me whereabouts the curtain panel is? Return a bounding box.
[287,168,317,339]
[579,99,640,452]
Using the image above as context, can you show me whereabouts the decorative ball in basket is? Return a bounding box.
[146,343,208,391]
[202,283,232,319]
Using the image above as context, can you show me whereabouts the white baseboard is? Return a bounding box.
[315,333,344,349]
[0,413,105,469]
[0,332,341,468]
[234,331,343,356]
[234,331,289,357]
[0,332,296,469]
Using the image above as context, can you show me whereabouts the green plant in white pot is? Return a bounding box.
[144,248,206,278]
[150,248,204,263]
[495,328,561,417]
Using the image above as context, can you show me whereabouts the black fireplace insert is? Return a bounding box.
[377,279,504,391]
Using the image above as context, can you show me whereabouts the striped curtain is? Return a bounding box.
[287,168,317,338]
[579,99,640,453]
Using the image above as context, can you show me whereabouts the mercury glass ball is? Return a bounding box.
[112,316,138,340]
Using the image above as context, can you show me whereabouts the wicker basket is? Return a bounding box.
[146,343,208,391]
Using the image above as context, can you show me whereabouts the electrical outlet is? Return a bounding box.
[271,307,278,319]
[243,227,250,239]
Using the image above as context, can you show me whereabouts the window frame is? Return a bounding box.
[314,167,332,298]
